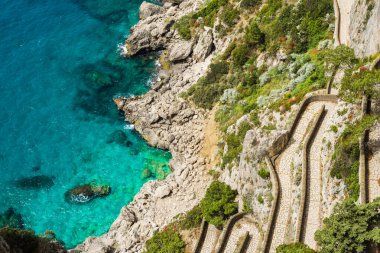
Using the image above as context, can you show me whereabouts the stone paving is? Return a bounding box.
[200,224,221,253]
[368,124,380,202]
[269,102,324,252]
[223,216,259,253]
[303,103,337,250]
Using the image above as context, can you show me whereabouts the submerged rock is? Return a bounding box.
[0,208,24,229]
[65,183,111,204]
[106,130,128,145]
[15,175,54,189]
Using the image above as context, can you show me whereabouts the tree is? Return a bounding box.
[200,181,238,228]
[244,20,265,47]
[315,198,380,253]
[277,243,316,253]
[321,45,356,71]
[340,68,380,102]
[145,228,185,253]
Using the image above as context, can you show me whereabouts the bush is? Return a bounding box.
[145,228,185,253]
[200,181,238,228]
[175,16,192,40]
[277,243,316,253]
[331,115,378,199]
[222,122,251,168]
[240,0,262,9]
[315,198,380,253]
[258,167,270,179]
[177,205,203,230]
[320,45,356,71]
[220,6,239,27]
[231,44,250,67]
[340,68,380,102]
[244,20,265,47]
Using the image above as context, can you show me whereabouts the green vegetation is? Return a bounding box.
[331,115,378,199]
[0,227,66,253]
[176,204,203,230]
[200,181,238,228]
[242,196,253,213]
[220,6,239,27]
[222,122,251,168]
[321,45,356,71]
[340,68,380,102]
[315,198,380,253]
[258,164,270,179]
[277,243,316,253]
[174,0,230,40]
[174,16,192,40]
[145,228,185,253]
[240,0,262,9]
[186,60,230,109]
[257,194,264,204]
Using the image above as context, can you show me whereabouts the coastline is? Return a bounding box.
[73,0,220,251]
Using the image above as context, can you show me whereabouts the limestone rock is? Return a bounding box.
[168,41,193,62]
[139,2,164,20]
[193,28,214,61]
[155,185,171,198]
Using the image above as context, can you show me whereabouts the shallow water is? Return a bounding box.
[0,0,170,248]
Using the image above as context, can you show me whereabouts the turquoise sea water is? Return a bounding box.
[0,0,170,248]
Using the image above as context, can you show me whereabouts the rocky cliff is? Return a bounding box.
[335,0,380,57]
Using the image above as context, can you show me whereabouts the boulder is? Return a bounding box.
[15,175,54,189]
[154,185,171,198]
[193,28,214,61]
[139,2,164,20]
[65,183,111,204]
[168,41,193,62]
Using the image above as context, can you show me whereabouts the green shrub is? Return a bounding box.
[330,125,338,133]
[177,205,203,230]
[200,181,238,228]
[175,16,192,40]
[320,45,356,71]
[220,6,239,27]
[258,167,270,179]
[192,0,228,26]
[244,20,265,47]
[315,198,380,253]
[222,122,251,168]
[331,115,378,199]
[242,196,253,213]
[257,194,264,204]
[240,0,262,9]
[231,44,250,67]
[145,228,185,253]
[277,243,316,253]
[340,68,380,102]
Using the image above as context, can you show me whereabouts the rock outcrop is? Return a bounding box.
[335,0,380,57]
[139,2,163,20]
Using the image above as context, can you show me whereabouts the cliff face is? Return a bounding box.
[336,0,380,57]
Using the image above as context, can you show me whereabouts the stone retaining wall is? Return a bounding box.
[214,212,246,253]
[297,105,326,242]
[193,219,208,253]
[262,157,279,253]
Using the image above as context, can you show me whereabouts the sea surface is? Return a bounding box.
[0,0,170,248]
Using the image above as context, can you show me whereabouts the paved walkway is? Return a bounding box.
[200,224,220,253]
[303,103,337,250]
[269,102,324,252]
[368,125,380,202]
[223,216,259,253]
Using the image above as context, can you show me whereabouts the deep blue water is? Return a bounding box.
[0,0,170,248]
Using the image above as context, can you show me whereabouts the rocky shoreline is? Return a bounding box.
[73,0,227,251]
